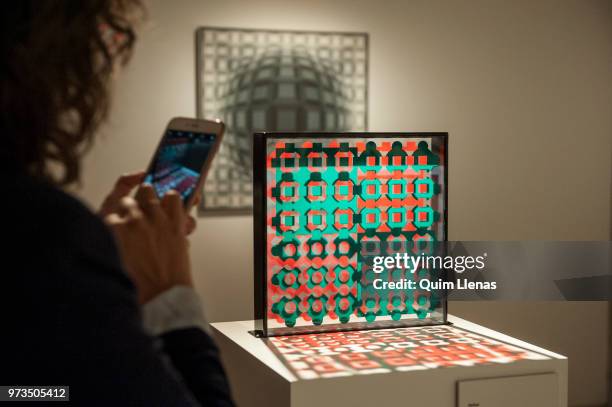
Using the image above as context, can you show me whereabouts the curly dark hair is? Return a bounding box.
[0,0,142,185]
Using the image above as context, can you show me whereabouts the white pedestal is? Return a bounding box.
[212,315,567,407]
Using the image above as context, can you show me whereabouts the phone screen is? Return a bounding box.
[144,129,215,204]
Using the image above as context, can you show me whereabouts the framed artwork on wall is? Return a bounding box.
[196,27,369,214]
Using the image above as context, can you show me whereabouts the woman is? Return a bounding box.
[0,1,234,405]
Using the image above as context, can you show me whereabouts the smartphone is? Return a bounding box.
[143,117,224,208]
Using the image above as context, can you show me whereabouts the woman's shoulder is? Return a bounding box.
[4,173,116,255]
[9,173,92,211]
[3,173,134,289]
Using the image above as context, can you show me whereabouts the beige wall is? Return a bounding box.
[76,0,612,405]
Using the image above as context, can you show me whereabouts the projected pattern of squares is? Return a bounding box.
[197,28,368,211]
[267,325,548,380]
[266,136,446,331]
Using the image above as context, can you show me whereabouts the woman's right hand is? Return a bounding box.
[104,184,193,304]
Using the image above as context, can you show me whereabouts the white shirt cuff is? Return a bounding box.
[142,286,209,336]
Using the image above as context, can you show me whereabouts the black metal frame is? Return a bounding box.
[253,132,449,337]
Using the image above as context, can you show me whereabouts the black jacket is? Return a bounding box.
[0,174,235,406]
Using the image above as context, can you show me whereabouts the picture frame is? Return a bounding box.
[196,27,369,214]
[253,132,449,336]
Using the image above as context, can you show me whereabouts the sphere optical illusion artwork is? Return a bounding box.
[196,28,368,212]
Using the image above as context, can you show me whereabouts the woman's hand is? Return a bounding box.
[99,172,199,303]
[104,185,193,304]
[99,172,199,234]
[99,171,146,218]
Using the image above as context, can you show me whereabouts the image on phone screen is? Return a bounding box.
[144,129,215,203]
